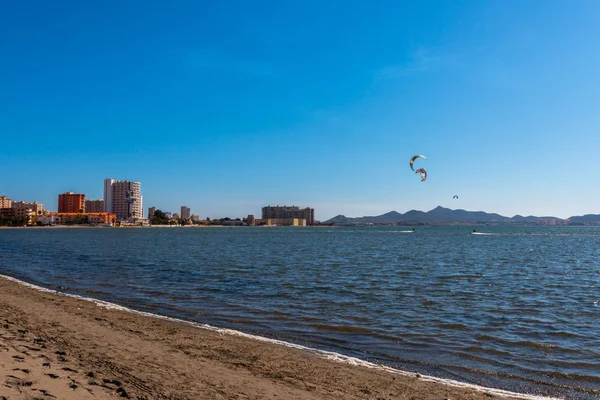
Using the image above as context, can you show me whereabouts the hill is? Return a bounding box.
[322,207,567,226]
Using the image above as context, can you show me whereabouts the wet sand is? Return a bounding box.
[0,276,551,400]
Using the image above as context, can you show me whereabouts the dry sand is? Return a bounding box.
[0,276,551,400]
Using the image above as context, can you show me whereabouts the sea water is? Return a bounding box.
[0,226,598,399]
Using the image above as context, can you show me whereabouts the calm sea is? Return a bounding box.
[0,226,598,399]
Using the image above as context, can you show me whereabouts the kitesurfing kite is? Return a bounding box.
[410,154,428,182]
[409,154,427,171]
[453,195,459,199]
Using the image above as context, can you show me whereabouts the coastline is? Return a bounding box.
[0,225,233,229]
[0,275,557,400]
[0,224,591,230]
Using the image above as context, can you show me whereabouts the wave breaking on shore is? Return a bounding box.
[0,273,559,400]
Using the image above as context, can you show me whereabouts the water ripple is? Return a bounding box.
[1,226,599,399]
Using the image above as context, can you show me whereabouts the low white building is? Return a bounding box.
[38,215,61,225]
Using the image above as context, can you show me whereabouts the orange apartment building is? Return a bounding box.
[58,192,86,213]
[48,212,117,225]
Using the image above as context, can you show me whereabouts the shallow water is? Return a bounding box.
[1,226,598,399]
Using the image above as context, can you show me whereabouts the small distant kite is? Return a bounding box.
[453,195,459,199]
[409,154,427,171]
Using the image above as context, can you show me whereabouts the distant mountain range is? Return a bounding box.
[322,206,600,226]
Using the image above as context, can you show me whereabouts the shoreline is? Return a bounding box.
[2,225,593,229]
[2,226,596,231]
[0,274,559,400]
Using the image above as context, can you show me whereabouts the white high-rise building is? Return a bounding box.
[103,178,115,213]
[112,181,143,221]
[104,179,143,220]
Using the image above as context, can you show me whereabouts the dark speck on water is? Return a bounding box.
[1,226,599,399]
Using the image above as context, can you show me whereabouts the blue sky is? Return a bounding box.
[1,1,599,220]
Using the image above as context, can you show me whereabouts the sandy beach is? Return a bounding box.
[0,276,550,400]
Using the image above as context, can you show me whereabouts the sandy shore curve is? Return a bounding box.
[0,275,557,400]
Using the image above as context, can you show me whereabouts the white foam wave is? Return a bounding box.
[0,274,560,400]
[369,230,416,234]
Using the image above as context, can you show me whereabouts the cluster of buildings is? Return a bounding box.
[146,205,202,225]
[0,195,45,225]
[50,179,144,225]
[144,205,316,227]
[0,178,144,226]
[245,205,315,226]
[43,179,144,225]
[1,181,316,227]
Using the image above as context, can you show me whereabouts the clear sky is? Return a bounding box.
[2,1,599,220]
